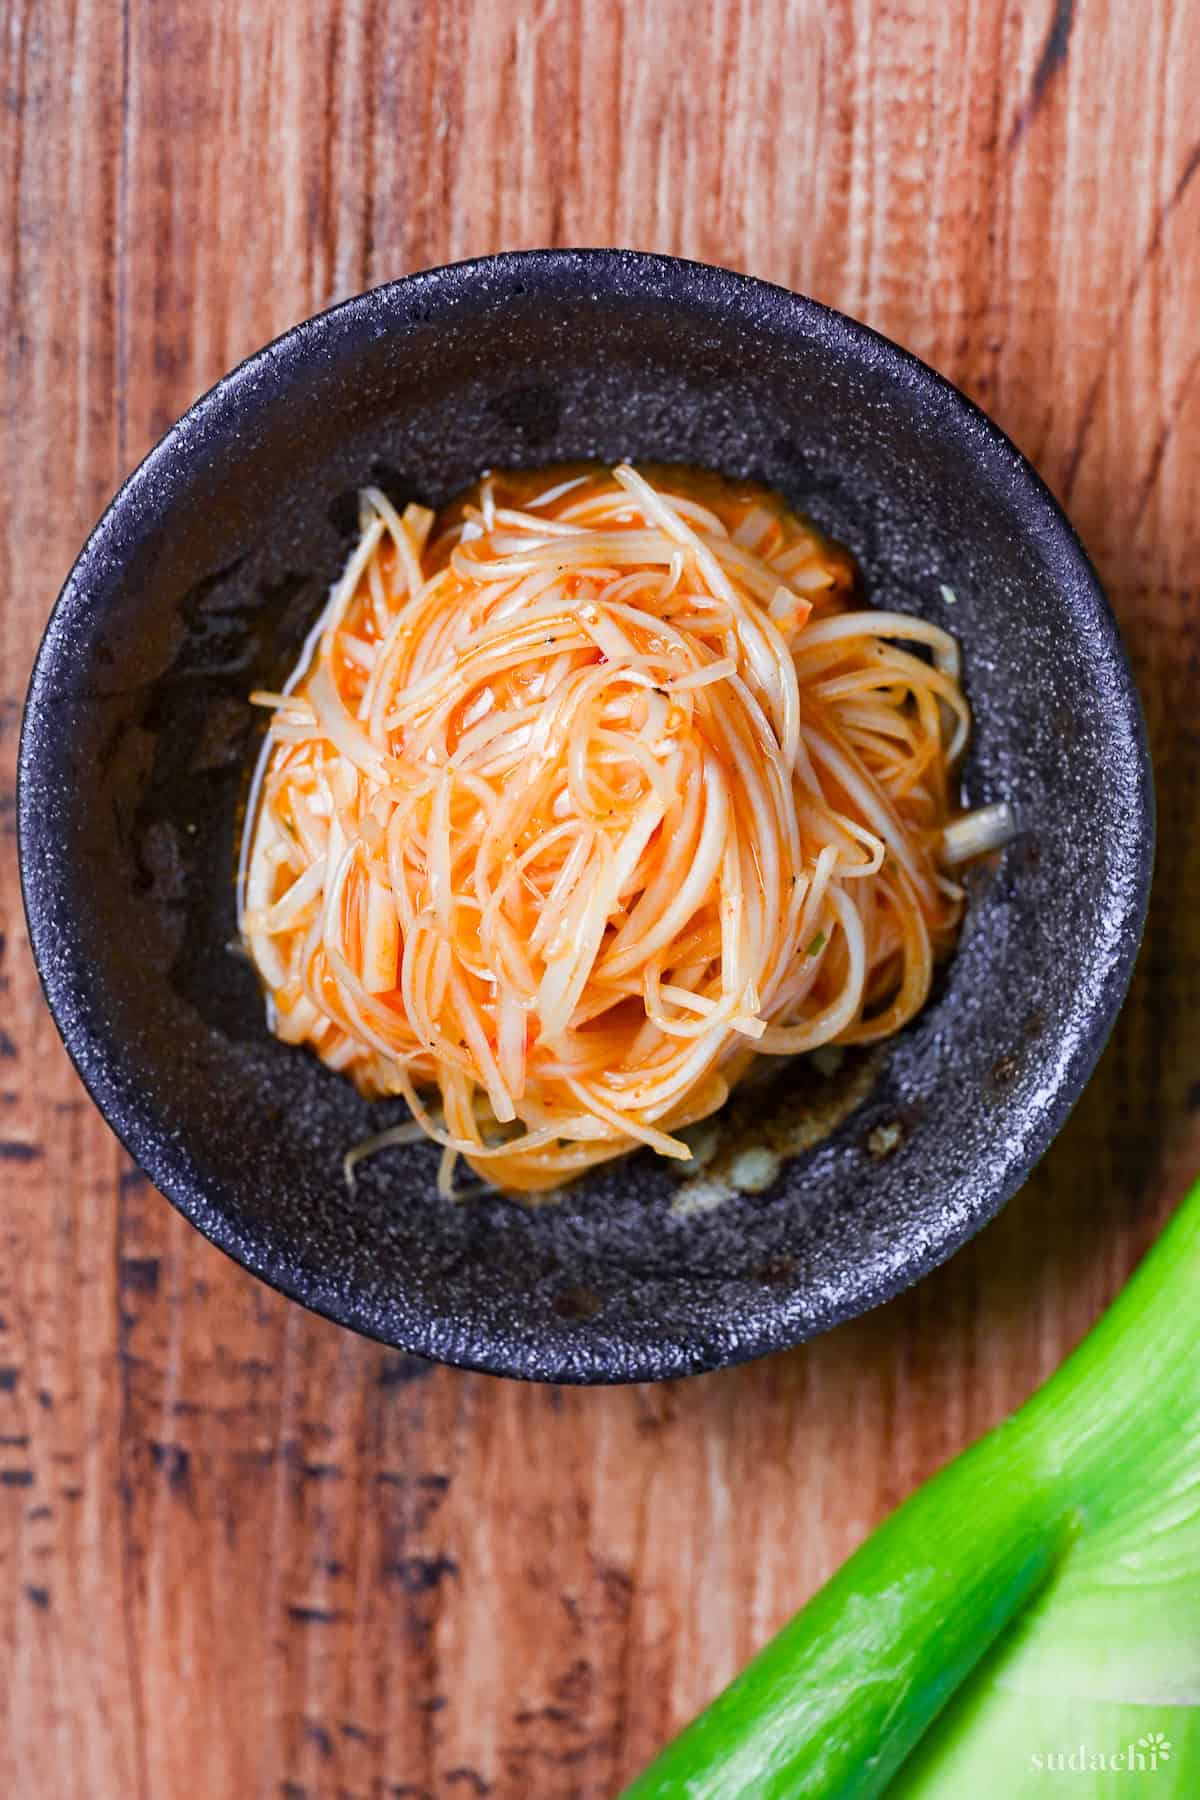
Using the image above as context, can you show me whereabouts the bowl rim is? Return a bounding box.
[18,248,1155,1382]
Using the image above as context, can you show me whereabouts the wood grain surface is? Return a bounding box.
[2,1,1199,1795]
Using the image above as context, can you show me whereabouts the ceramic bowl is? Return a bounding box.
[18,251,1153,1381]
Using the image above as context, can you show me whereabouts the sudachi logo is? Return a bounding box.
[1031,1732,1171,1775]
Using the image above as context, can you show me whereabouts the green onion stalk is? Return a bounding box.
[624,1175,1200,1798]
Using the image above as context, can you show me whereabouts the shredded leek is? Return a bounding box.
[940,801,1017,867]
[242,465,980,1196]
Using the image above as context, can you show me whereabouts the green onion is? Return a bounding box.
[806,930,826,957]
[623,1175,1200,1798]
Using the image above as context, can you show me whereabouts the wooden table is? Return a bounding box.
[3,2,1198,1794]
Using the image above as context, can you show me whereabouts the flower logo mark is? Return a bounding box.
[1029,1732,1174,1775]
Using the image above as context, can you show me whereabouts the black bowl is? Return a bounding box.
[18,251,1152,1382]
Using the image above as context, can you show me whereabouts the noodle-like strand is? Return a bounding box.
[242,464,968,1194]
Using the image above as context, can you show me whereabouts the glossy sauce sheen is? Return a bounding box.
[241,463,966,1194]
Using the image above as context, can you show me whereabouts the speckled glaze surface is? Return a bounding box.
[17,251,1153,1383]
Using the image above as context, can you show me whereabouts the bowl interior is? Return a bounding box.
[19,252,1151,1380]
